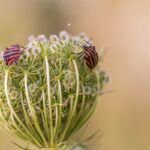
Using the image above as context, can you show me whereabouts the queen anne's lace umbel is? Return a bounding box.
[0,31,108,150]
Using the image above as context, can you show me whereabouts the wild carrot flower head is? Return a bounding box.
[0,31,108,150]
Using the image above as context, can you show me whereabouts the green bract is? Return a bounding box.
[0,31,108,150]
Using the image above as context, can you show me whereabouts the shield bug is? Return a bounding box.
[3,44,24,65]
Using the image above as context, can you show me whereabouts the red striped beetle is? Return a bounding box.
[3,44,24,65]
[76,41,99,69]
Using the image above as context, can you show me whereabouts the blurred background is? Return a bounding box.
[0,0,150,149]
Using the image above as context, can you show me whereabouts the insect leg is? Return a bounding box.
[71,51,83,59]
[78,53,83,58]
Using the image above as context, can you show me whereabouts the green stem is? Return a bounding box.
[42,89,50,141]
[4,70,41,146]
[45,56,54,145]
[54,79,62,142]
[20,92,43,144]
[24,73,48,147]
[59,59,80,142]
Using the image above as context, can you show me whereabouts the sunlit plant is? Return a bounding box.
[0,31,108,150]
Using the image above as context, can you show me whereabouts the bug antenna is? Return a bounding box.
[21,46,26,49]
[18,44,26,49]
[83,37,94,45]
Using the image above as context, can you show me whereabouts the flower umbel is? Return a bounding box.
[0,31,108,150]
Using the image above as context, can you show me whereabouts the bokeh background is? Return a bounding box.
[0,0,150,149]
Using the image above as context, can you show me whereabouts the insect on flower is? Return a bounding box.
[77,41,99,69]
[3,44,24,65]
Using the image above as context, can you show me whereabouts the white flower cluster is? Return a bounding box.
[0,31,92,64]
[25,31,91,55]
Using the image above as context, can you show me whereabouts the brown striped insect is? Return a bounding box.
[77,41,99,69]
[3,44,24,65]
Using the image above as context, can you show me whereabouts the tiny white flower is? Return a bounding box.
[32,39,39,46]
[28,35,35,42]
[78,32,90,42]
[71,36,81,45]
[37,34,47,41]
[49,34,59,43]
[59,31,70,41]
